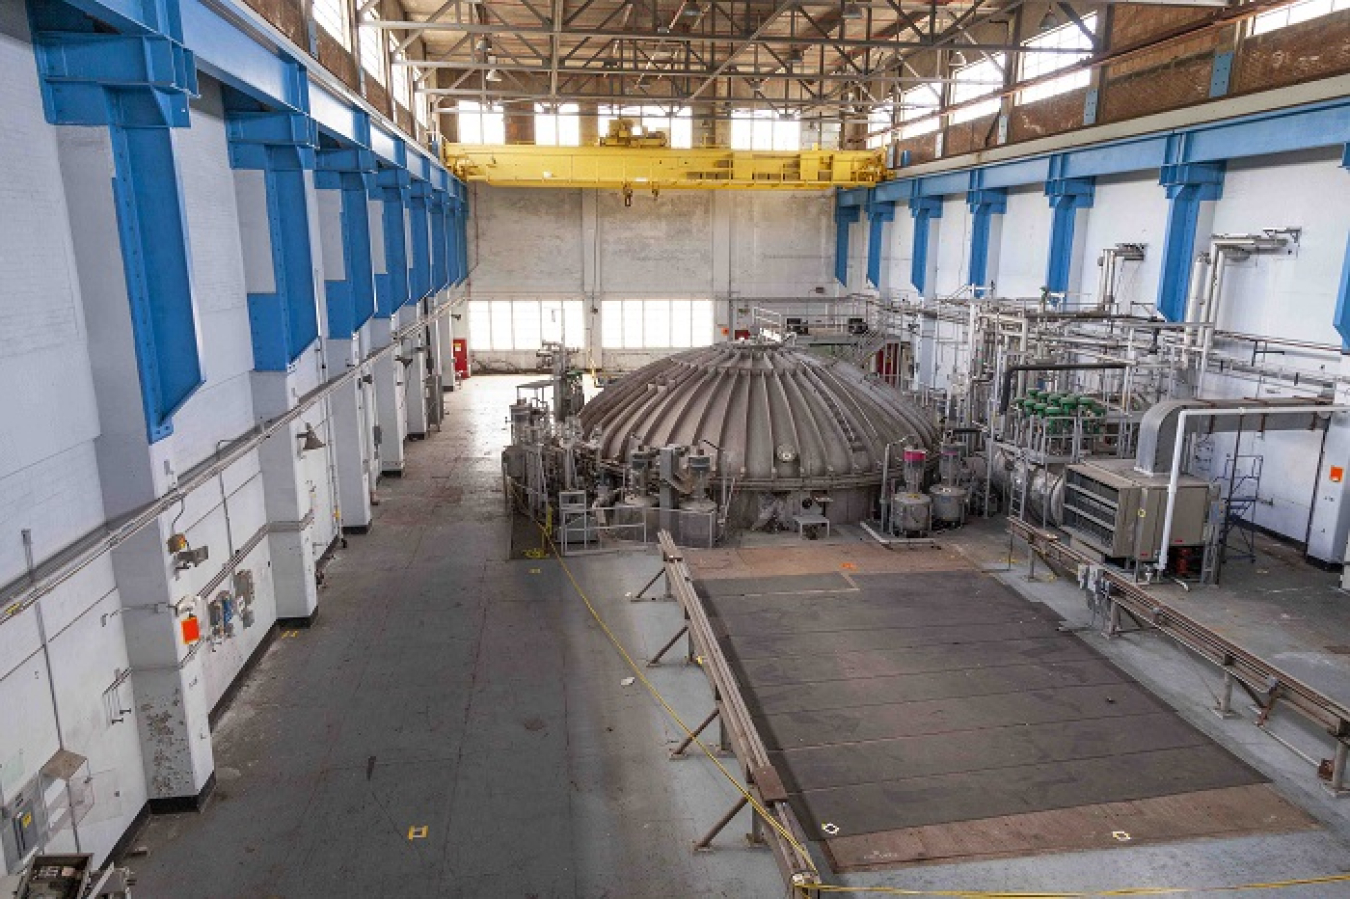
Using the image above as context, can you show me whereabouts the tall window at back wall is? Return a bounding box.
[730,110,801,151]
[535,103,581,146]
[1251,0,1350,34]
[389,37,411,108]
[313,0,349,48]
[898,84,941,138]
[360,8,387,86]
[457,100,505,144]
[601,300,715,349]
[949,54,1005,124]
[867,104,894,149]
[469,301,585,351]
[1018,14,1096,104]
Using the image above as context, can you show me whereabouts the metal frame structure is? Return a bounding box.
[1010,517,1349,797]
[648,532,820,890]
[368,0,1262,133]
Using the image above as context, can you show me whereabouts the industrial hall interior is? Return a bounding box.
[7,0,1350,893]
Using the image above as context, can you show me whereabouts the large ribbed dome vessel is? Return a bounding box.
[579,342,939,523]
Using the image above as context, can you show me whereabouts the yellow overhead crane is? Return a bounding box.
[441,119,886,194]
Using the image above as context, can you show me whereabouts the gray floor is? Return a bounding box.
[126,376,1350,898]
[126,375,781,899]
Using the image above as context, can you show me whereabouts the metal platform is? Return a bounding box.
[667,537,1317,880]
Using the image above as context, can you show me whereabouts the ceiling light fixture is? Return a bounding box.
[949,49,967,66]
[841,1,863,20]
[1038,9,1059,32]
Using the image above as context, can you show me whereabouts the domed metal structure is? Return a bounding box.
[578,342,939,524]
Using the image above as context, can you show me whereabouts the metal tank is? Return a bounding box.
[577,343,940,527]
[989,445,1066,525]
[929,442,968,527]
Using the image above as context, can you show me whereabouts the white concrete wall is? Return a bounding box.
[0,1,146,867]
[466,185,841,370]
[0,34,416,870]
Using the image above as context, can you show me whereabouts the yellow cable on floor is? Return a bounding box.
[544,529,819,872]
[520,493,1350,899]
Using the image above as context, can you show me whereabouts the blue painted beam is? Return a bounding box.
[836,187,870,208]
[909,197,943,295]
[110,124,205,439]
[1044,178,1095,299]
[866,199,896,289]
[1335,151,1350,351]
[1156,162,1224,322]
[375,168,411,315]
[316,149,377,339]
[967,188,1007,291]
[429,191,449,293]
[227,104,323,369]
[407,181,432,302]
[874,95,1350,201]
[30,2,204,441]
[1335,233,1350,352]
[833,204,861,286]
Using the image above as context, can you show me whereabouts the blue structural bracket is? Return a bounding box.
[227,99,323,370]
[451,182,469,286]
[1336,150,1350,351]
[865,198,896,289]
[316,148,378,340]
[374,168,412,316]
[833,203,861,286]
[1156,162,1225,322]
[967,188,1007,292]
[407,181,433,303]
[1336,234,1350,352]
[908,196,943,295]
[429,189,450,293]
[29,0,204,442]
[1043,177,1095,299]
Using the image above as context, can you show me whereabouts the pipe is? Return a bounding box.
[0,302,455,629]
[1155,404,1350,574]
[998,362,1128,413]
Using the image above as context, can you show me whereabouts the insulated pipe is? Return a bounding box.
[1155,404,1350,574]
[998,363,1128,413]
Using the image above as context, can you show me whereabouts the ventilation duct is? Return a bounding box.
[1133,398,1334,476]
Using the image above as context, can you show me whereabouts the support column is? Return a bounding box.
[316,147,380,530]
[374,168,412,473]
[1043,177,1095,303]
[967,188,1007,295]
[834,202,861,286]
[866,198,896,290]
[1308,149,1350,565]
[33,3,215,806]
[405,183,433,438]
[909,196,943,298]
[226,95,326,624]
[1156,163,1225,322]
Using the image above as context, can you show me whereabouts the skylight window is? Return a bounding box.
[535,103,581,146]
[1018,14,1096,105]
[1251,0,1350,34]
[950,54,1005,124]
[730,110,801,151]
[457,100,505,144]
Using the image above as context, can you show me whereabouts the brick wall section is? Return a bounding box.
[365,79,390,118]
[317,30,361,93]
[1111,5,1215,47]
[1101,32,1219,123]
[1009,87,1089,142]
[1234,10,1350,95]
[944,113,1000,156]
[239,0,305,48]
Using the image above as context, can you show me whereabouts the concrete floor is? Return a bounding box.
[125,375,780,898]
[125,375,1350,898]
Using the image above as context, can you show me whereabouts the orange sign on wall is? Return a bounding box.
[1331,466,1345,484]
